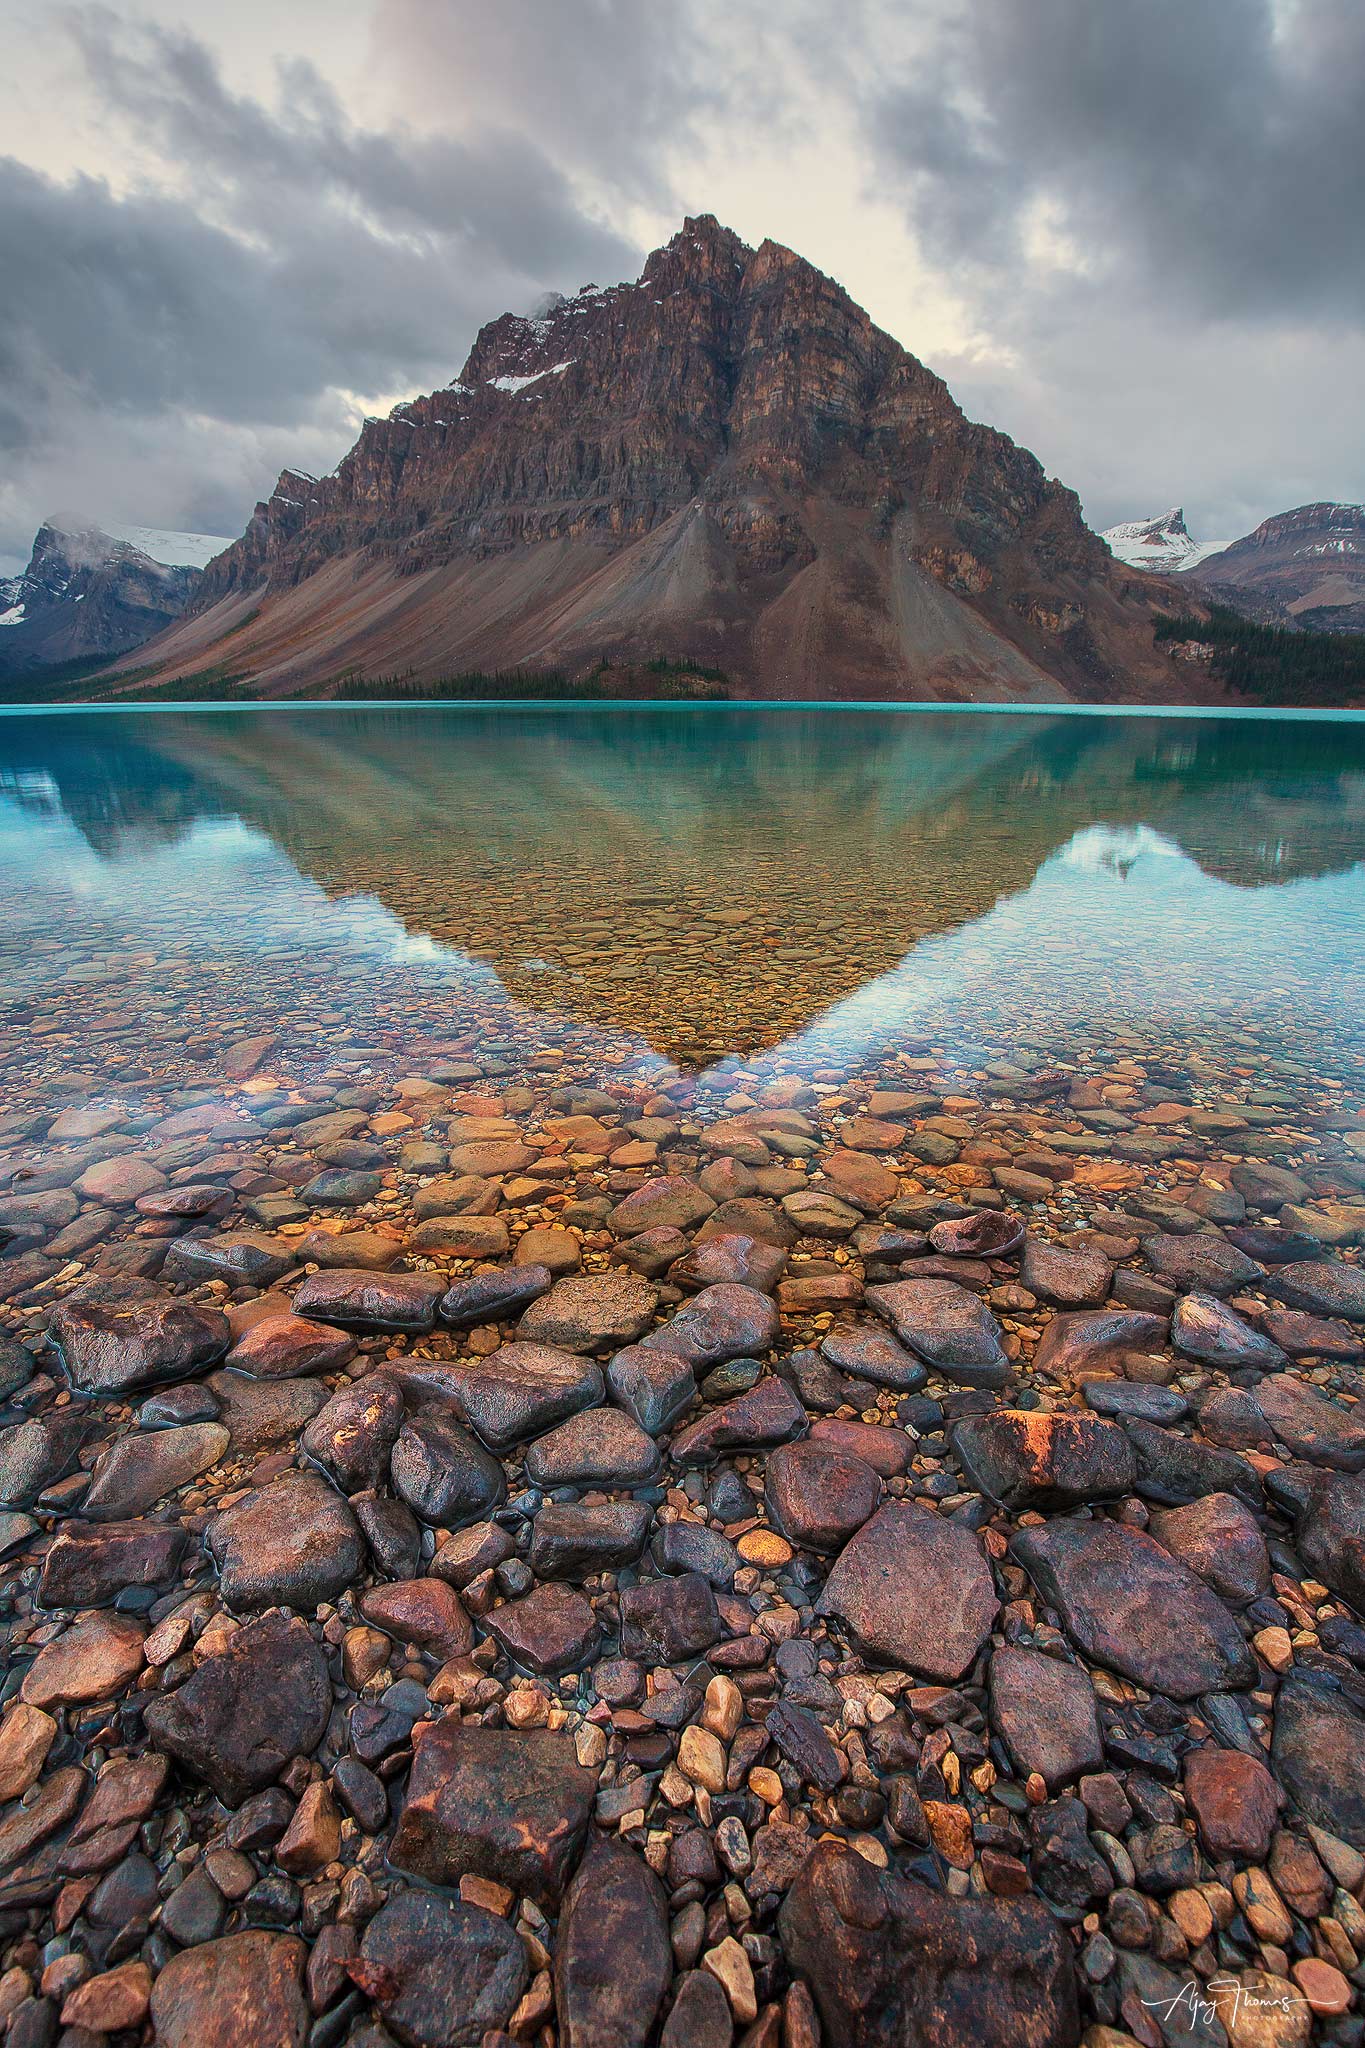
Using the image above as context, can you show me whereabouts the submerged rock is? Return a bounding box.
[817,1502,998,1680]
[780,1840,1079,2048]
[441,1343,604,1449]
[865,1278,1010,1386]
[49,1295,229,1393]
[290,1267,445,1332]
[1011,1518,1256,1699]
[1265,1259,1365,1322]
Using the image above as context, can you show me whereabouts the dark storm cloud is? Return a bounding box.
[873,0,1365,324]
[0,8,638,553]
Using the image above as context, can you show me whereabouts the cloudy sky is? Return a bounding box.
[2,0,1361,574]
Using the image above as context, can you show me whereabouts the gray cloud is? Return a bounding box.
[865,0,1365,532]
[0,8,638,557]
[367,0,710,200]
[873,0,1365,323]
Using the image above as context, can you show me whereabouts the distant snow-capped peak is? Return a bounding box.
[1101,507,1230,573]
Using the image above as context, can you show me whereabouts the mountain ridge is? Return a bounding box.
[96,216,1201,704]
[1191,501,1365,632]
[0,519,229,673]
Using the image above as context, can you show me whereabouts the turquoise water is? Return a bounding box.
[0,705,1362,1102]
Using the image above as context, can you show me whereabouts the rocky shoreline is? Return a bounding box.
[1,1020,1365,2048]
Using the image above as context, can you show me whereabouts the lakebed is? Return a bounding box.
[0,702,1363,2046]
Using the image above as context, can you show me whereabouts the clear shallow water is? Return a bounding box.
[0,705,1363,1111]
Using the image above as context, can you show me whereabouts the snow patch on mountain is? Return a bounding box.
[1101,507,1230,573]
[100,525,232,570]
[488,362,575,394]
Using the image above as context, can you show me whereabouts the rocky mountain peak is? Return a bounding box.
[1193,500,1365,632]
[1102,506,1226,574]
[126,218,1194,702]
[643,212,750,286]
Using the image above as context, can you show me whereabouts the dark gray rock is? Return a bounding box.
[390,1722,595,1902]
[290,1267,445,1332]
[607,1343,697,1434]
[301,1376,405,1491]
[38,1519,188,1607]
[1141,1232,1263,1298]
[780,1840,1078,2048]
[1265,1259,1365,1321]
[620,1572,724,1662]
[1172,1291,1286,1370]
[162,1233,298,1288]
[439,1265,552,1327]
[390,1409,506,1526]
[989,1645,1103,1788]
[529,1501,652,1580]
[441,1344,604,1450]
[865,1279,1009,1387]
[820,1323,927,1392]
[951,1410,1135,1511]
[1272,1672,1365,1850]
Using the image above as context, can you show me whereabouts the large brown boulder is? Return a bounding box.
[779,1839,1079,2048]
[864,1279,1009,1386]
[817,1502,998,1680]
[1010,1518,1256,1699]
[49,1295,228,1394]
[555,1835,671,2048]
[390,1721,595,1903]
[149,1931,307,2048]
[206,1470,363,1611]
[144,1612,331,1806]
[355,1890,528,2048]
[951,1410,1135,1510]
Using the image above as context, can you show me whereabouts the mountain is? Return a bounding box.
[0,520,230,673]
[1189,502,1365,633]
[105,216,1198,704]
[1101,507,1230,574]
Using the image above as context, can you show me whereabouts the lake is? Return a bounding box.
[1,705,1362,1111]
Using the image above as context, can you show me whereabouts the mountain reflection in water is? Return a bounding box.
[0,706,1362,1077]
